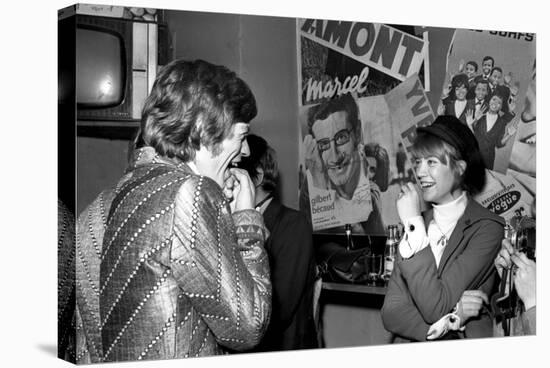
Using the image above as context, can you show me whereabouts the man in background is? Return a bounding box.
[241,134,319,351]
[475,56,495,83]
[396,142,407,182]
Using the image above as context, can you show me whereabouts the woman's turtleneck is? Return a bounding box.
[429,191,468,266]
[432,191,468,233]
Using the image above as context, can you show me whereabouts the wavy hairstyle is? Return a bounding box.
[136,59,257,161]
[239,134,279,194]
[363,143,390,192]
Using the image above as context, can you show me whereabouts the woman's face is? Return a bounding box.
[415,155,461,204]
[455,84,468,101]
[488,95,503,113]
[465,64,477,78]
[366,156,377,180]
[194,122,250,187]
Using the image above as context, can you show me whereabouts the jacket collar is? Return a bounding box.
[262,197,282,232]
[127,146,194,175]
[423,197,505,273]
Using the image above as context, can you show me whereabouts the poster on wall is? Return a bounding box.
[297,19,431,234]
[437,28,536,222]
[437,28,536,175]
[297,19,537,233]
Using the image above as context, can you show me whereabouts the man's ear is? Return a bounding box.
[254,167,265,187]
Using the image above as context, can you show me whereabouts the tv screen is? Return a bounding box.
[76,27,126,107]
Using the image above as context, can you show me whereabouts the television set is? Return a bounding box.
[59,9,169,123]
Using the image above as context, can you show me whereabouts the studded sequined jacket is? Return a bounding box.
[58,199,76,362]
[75,147,271,363]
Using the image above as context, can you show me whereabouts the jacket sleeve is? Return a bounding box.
[75,189,117,363]
[381,255,430,342]
[298,177,313,228]
[170,175,271,351]
[270,211,314,329]
[398,219,503,323]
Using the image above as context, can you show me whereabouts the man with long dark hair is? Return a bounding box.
[240,134,319,351]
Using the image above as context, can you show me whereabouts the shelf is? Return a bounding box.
[77,120,139,140]
[77,119,140,128]
[313,230,385,237]
[322,282,387,296]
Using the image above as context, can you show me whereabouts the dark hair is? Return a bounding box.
[451,73,469,89]
[307,93,361,142]
[490,91,505,103]
[239,134,279,194]
[475,79,490,91]
[136,59,257,161]
[364,143,389,192]
[445,73,469,101]
[490,66,503,76]
[490,87,511,113]
[413,116,486,195]
[483,56,495,66]
[466,61,478,72]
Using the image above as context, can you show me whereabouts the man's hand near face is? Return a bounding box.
[303,134,329,189]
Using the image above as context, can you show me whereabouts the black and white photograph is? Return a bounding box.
[3,1,548,368]
[61,0,539,363]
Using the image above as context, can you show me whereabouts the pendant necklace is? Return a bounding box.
[433,220,454,247]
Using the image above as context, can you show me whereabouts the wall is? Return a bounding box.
[77,11,300,213]
[166,10,300,208]
[76,137,130,214]
[239,15,300,209]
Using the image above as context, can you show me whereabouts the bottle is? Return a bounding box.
[394,224,402,249]
[383,225,396,283]
[345,224,354,251]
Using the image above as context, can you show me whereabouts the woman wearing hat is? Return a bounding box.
[381,115,505,342]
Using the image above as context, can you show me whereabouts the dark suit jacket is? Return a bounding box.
[252,198,319,351]
[443,99,475,125]
[473,114,509,170]
[381,199,504,342]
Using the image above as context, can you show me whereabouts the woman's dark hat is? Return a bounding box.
[417,115,480,160]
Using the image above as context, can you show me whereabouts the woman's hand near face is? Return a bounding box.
[396,182,421,222]
[226,168,255,212]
